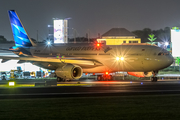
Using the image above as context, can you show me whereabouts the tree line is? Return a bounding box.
[0,27,171,43]
[132,27,170,43]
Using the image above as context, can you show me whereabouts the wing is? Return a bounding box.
[0,56,103,68]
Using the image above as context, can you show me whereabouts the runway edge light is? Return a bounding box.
[9,81,15,87]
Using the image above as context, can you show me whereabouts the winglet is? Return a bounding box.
[8,10,36,47]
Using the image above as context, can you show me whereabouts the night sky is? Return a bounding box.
[1,0,180,41]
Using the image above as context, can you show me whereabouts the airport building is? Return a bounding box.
[53,19,68,43]
[0,43,49,79]
[97,28,141,45]
[171,27,180,57]
[48,19,68,43]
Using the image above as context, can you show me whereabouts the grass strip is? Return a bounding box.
[0,95,180,120]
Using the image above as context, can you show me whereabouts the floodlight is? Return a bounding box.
[165,42,169,46]
[47,41,51,45]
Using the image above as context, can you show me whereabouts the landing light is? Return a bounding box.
[120,57,124,61]
[116,57,124,61]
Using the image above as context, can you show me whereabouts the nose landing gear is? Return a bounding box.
[151,71,158,82]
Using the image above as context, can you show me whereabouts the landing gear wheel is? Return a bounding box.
[57,77,61,82]
[57,77,64,82]
[151,71,158,82]
[97,76,102,81]
[103,75,112,81]
[104,78,108,81]
[151,77,158,82]
[108,75,113,81]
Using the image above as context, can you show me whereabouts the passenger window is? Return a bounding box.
[158,52,163,56]
[164,52,169,55]
[158,52,169,56]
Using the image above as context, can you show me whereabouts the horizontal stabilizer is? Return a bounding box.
[17,60,26,63]
[0,48,11,51]
[1,59,10,63]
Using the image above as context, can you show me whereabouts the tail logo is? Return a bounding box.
[8,10,33,47]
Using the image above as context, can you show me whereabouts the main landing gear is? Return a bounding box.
[97,75,113,81]
[151,77,158,82]
[57,77,65,82]
[151,71,158,82]
[57,77,71,82]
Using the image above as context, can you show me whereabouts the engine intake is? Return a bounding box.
[56,64,83,80]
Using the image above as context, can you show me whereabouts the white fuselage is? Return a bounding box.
[30,43,173,73]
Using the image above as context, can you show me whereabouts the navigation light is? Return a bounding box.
[97,43,100,47]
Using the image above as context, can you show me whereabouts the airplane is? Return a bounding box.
[0,10,174,82]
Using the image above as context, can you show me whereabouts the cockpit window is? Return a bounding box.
[158,52,169,56]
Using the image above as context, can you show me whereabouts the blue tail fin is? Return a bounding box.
[8,10,35,47]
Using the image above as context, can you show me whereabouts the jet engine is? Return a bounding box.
[56,64,83,80]
[127,72,152,77]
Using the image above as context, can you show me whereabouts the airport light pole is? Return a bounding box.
[37,30,38,43]
[87,29,90,43]
[72,28,77,43]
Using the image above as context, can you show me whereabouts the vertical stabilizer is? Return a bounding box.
[8,10,36,47]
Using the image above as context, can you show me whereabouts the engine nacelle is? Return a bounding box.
[127,72,152,77]
[55,64,83,80]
